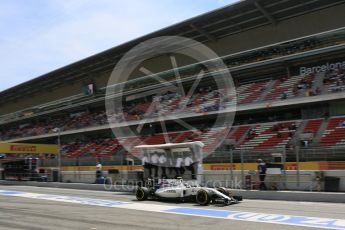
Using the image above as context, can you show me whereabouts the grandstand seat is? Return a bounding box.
[202,128,230,153]
[303,119,323,135]
[264,75,306,101]
[228,125,250,141]
[237,122,298,150]
[320,117,345,147]
[238,80,269,104]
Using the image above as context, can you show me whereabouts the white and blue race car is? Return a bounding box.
[135,178,242,206]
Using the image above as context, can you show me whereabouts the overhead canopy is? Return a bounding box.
[135,141,205,150]
[0,143,58,154]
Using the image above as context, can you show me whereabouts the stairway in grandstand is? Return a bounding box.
[173,131,194,143]
[200,128,230,153]
[227,125,251,144]
[289,119,307,144]
[257,80,276,102]
[301,118,324,146]
[312,119,329,146]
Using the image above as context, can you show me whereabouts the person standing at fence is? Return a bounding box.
[158,153,167,178]
[184,153,196,179]
[150,151,159,178]
[175,152,184,178]
[257,159,267,190]
[166,152,174,178]
[95,161,103,183]
[142,153,151,178]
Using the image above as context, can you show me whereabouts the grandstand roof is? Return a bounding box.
[1,0,344,103]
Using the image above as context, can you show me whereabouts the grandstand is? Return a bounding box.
[1,0,345,180]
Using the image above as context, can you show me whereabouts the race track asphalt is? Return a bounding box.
[0,185,344,230]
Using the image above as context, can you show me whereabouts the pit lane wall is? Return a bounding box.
[57,170,345,191]
[46,161,345,192]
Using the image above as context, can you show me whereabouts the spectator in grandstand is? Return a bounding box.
[286,144,294,151]
[278,123,284,130]
[315,87,322,95]
[324,111,330,119]
[149,123,155,136]
[338,121,345,127]
[272,124,278,132]
[280,92,287,100]
[158,153,167,178]
[302,139,310,148]
[150,151,159,178]
[248,117,254,124]
[247,128,256,140]
[292,85,299,96]
[257,159,267,190]
[141,153,151,178]
[288,123,297,131]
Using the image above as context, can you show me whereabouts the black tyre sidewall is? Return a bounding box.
[196,189,210,205]
[136,187,148,201]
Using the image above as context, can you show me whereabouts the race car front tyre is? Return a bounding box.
[136,187,149,201]
[196,189,211,206]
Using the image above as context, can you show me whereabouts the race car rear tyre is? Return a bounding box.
[196,189,211,206]
[136,187,149,201]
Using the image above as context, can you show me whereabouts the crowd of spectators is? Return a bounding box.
[246,128,257,140]
[1,66,345,142]
[323,67,345,93]
[290,73,315,98]
[0,111,107,141]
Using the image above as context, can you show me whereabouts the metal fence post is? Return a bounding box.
[282,147,287,190]
[240,148,244,189]
[57,129,61,182]
[295,145,300,188]
[230,148,234,182]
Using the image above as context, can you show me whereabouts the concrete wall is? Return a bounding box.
[60,170,345,192]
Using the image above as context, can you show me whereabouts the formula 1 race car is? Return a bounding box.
[135,178,242,206]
